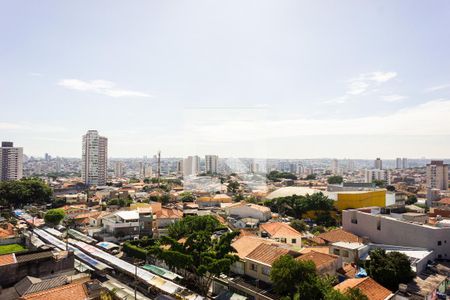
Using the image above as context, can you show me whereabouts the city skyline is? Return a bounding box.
[2,1,450,158]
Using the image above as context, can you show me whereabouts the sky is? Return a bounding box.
[1,0,450,159]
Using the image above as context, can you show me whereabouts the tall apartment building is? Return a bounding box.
[374,158,382,170]
[183,156,200,177]
[426,160,448,191]
[331,159,339,175]
[402,157,408,169]
[365,169,389,184]
[114,161,124,178]
[0,141,23,181]
[81,130,108,186]
[395,158,402,169]
[205,155,218,174]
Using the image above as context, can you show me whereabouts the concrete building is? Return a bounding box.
[114,161,124,178]
[402,157,408,169]
[225,202,272,221]
[259,222,302,247]
[343,208,450,259]
[396,158,402,169]
[426,160,448,191]
[0,141,23,181]
[331,159,339,175]
[205,155,218,174]
[182,156,200,177]
[81,130,108,186]
[374,158,382,170]
[365,169,389,184]
[102,210,140,240]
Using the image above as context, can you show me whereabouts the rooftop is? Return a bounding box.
[296,251,338,268]
[115,210,139,220]
[316,228,362,244]
[246,243,299,266]
[260,222,301,238]
[334,277,392,300]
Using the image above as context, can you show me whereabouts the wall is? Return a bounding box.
[335,190,386,210]
[343,210,450,259]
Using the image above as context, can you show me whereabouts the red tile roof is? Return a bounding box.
[0,253,16,266]
[296,251,338,268]
[21,281,88,300]
[317,228,361,244]
[260,222,301,238]
[246,243,299,266]
[334,277,392,300]
[438,198,450,205]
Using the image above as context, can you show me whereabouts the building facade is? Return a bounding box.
[205,155,218,174]
[182,155,200,177]
[426,160,448,191]
[81,130,108,186]
[0,141,23,181]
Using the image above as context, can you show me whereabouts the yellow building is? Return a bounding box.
[333,190,386,210]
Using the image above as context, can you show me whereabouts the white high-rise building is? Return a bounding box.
[205,155,218,174]
[402,158,408,169]
[396,158,402,169]
[0,141,23,181]
[114,161,124,178]
[426,160,448,191]
[82,130,108,186]
[331,159,339,175]
[365,169,389,184]
[183,156,200,177]
[374,158,382,170]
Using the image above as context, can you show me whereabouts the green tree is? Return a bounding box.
[405,195,417,205]
[270,255,316,297]
[305,174,317,180]
[364,249,414,291]
[179,191,195,202]
[44,208,66,226]
[372,180,386,188]
[290,219,308,232]
[327,176,343,185]
[146,216,238,295]
[0,178,53,208]
[227,180,240,194]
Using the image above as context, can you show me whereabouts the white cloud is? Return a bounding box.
[58,79,151,98]
[381,94,407,102]
[28,72,43,77]
[183,99,450,144]
[326,71,398,103]
[426,83,450,92]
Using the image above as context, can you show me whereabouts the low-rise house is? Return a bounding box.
[225,202,272,222]
[0,250,75,287]
[154,208,183,237]
[330,242,367,264]
[244,243,300,284]
[197,194,232,209]
[297,251,340,276]
[102,210,140,239]
[259,222,302,247]
[0,222,17,239]
[310,228,363,245]
[393,270,448,299]
[334,277,393,300]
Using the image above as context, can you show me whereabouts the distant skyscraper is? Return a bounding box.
[402,158,408,169]
[114,161,124,178]
[374,158,382,170]
[183,156,200,177]
[426,160,448,191]
[82,130,108,186]
[0,141,23,181]
[331,159,339,175]
[205,155,218,174]
[396,158,402,169]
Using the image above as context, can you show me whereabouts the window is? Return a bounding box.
[250,264,257,272]
[333,249,340,255]
[437,241,442,246]
[262,266,270,276]
[351,218,358,224]
[291,238,297,244]
[281,238,287,243]
[342,250,349,258]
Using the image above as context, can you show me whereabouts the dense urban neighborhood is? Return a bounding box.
[0,136,449,300]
